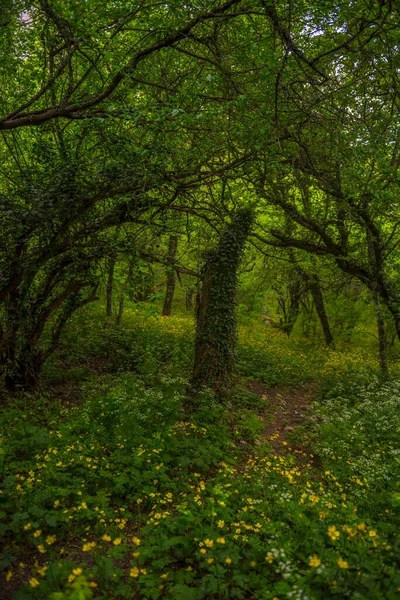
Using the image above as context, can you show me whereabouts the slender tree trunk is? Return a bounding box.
[106,226,121,317]
[106,253,117,317]
[186,289,194,309]
[191,209,253,396]
[307,273,334,347]
[394,313,400,343]
[116,264,133,326]
[366,228,388,378]
[373,292,388,378]
[162,235,178,317]
[283,277,302,337]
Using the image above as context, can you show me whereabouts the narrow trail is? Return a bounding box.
[247,380,318,464]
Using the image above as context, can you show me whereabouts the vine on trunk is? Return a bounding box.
[191,208,254,397]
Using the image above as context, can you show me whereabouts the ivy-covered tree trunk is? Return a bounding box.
[191,208,253,396]
[162,236,178,317]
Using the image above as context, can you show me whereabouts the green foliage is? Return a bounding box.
[315,378,400,515]
[1,308,400,599]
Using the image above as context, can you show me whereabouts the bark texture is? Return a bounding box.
[191,208,253,396]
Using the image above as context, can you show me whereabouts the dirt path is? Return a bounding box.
[247,380,317,461]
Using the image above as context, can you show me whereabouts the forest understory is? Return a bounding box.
[1,301,399,600]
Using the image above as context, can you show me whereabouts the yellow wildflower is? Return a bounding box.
[309,555,321,568]
[337,557,349,569]
[102,534,111,542]
[29,578,40,588]
[82,542,96,552]
[328,526,340,541]
[225,557,232,564]
[113,538,122,545]
[265,552,274,563]
[130,567,140,578]
[46,535,56,545]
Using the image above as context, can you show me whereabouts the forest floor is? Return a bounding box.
[248,381,314,447]
[1,305,399,599]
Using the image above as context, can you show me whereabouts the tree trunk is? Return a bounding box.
[5,346,44,392]
[106,253,117,317]
[373,292,388,378]
[283,277,302,337]
[116,264,133,326]
[162,235,178,317]
[307,273,334,347]
[366,228,388,378]
[191,208,253,396]
[106,227,121,317]
[186,289,194,309]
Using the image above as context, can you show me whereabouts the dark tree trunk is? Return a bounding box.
[373,292,389,378]
[162,235,178,317]
[306,273,334,347]
[116,264,133,326]
[106,253,117,317]
[2,285,99,392]
[4,344,44,392]
[106,227,121,317]
[366,228,388,378]
[186,289,194,309]
[191,209,253,396]
[282,277,302,337]
[394,313,400,344]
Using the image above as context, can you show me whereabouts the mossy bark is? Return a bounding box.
[191,208,253,396]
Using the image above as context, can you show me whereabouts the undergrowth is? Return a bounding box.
[1,306,399,599]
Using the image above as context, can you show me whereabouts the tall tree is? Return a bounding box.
[192,208,253,396]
